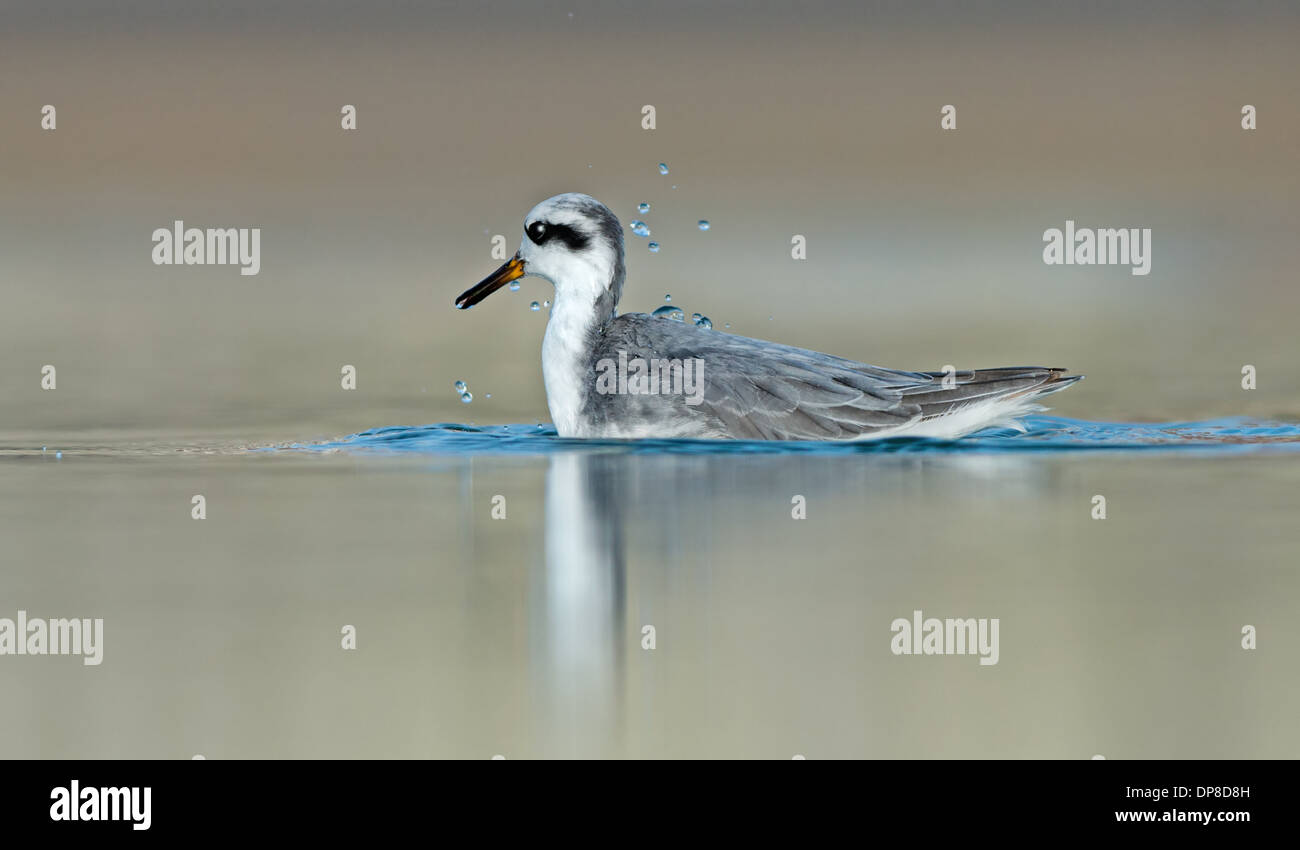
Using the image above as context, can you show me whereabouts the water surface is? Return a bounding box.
[2,417,1296,758]
[287,416,1300,456]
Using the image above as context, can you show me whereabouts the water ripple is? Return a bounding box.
[276,416,1300,457]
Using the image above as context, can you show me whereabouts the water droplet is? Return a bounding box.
[508,281,520,291]
[454,380,467,393]
[56,451,62,459]
[664,294,672,302]
[630,220,650,237]
[460,391,473,403]
[652,305,685,322]
[724,323,731,329]
[648,242,660,253]
[671,184,677,190]
[543,299,550,307]
[698,220,710,231]
[530,301,540,311]
[658,163,669,175]
[693,314,713,329]
[485,393,491,399]
[638,202,650,214]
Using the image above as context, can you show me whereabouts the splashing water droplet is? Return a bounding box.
[460,391,473,403]
[648,242,660,253]
[698,220,710,231]
[658,163,669,175]
[652,305,685,322]
[454,380,467,393]
[530,301,540,311]
[638,202,650,214]
[693,314,713,329]
[630,221,650,237]
[509,281,520,291]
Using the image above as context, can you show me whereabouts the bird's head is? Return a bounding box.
[455,193,625,317]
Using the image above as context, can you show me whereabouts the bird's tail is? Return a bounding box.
[900,367,1082,435]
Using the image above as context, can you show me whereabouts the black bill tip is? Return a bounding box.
[455,255,526,310]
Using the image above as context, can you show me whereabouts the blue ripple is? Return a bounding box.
[273,416,1300,457]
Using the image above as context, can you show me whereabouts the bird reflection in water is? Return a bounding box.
[534,452,627,757]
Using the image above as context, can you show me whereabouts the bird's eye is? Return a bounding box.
[526,221,548,245]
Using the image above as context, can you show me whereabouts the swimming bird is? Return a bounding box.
[455,193,1081,440]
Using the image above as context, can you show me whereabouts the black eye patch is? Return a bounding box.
[526,220,590,250]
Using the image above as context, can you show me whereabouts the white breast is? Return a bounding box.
[541,298,597,437]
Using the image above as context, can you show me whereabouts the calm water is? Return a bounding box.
[2,418,1297,758]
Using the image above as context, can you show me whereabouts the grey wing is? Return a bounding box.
[607,314,933,440]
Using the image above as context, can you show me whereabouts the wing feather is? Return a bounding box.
[603,314,928,440]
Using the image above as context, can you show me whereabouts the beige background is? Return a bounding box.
[1,2,1297,759]
[2,1,1298,444]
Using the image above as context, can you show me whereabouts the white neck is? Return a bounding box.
[542,286,607,438]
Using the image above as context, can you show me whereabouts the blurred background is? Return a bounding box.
[2,0,1298,443]
[1,1,1298,759]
